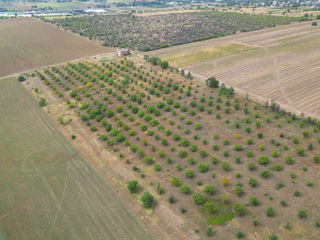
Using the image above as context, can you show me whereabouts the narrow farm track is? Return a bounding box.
[153,21,320,119]
[0,78,153,240]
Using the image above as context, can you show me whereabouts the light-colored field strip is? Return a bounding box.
[0,78,153,240]
[150,21,320,119]
[149,21,315,58]
[163,43,255,67]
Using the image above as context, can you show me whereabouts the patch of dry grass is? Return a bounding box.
[163,42,255,67]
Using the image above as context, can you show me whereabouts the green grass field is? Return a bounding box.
[0,77,153,240]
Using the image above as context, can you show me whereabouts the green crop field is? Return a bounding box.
[0,77,153,240]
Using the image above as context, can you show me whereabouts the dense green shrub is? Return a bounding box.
[130,144,138,152]
[298,210,307,218]
[99,134,107,141]
[204,185,216,195]
[223,139,230,145]
[180,138,190,147]
[180,184,191,194]
[260,170,271,179]
[188,156,195,165]
[178,150,188,158]
[248,162,256,171]
[296,148,305,156]
[199,150,207,157]
[206,77,219,88]
[271,150,279,158]
[154,163,161,171]
[171,177,180,186]
[194,123,202,130]
[18,75,26,82]
[173,134,181,141]
[157,183,165,195]
[246,151,253,157]
[185,169,194,178]
[233,203,246,216]
[249,177,257,187]
[266,206,275,217]
[141,192,153,208]
[144,156,153,164]
[212,144,219,151]
[235,185,244,197]
[90,126,97,132]
[189,144,198,152]
[250,196,259,206]
[192,193,205,204]
[258,144,265,151]
[221,161,231,171]
[234,144,243,151]
[273,163,284,171]
[294,190,301,196]
[204,202,216,213]
[198,163,209,173]
[206,226,213,236]
[258,155,269,165]
[127,180,138,193]
[269,234,278,240]
[236,231,245,239]
[285,155,294,164]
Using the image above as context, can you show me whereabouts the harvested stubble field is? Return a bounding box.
[0,17,110,78]
[27,56,320,239]
[45,11,295,51]
[0,77,153,240]
[150,21,320,119]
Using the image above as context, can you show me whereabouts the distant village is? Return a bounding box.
[0,8,107,17]
[1,0,320,18]
[224,0,320,8]
[270,0,320,8]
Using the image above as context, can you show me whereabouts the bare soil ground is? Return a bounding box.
[149,21,320,119]
[0,17,111,78]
